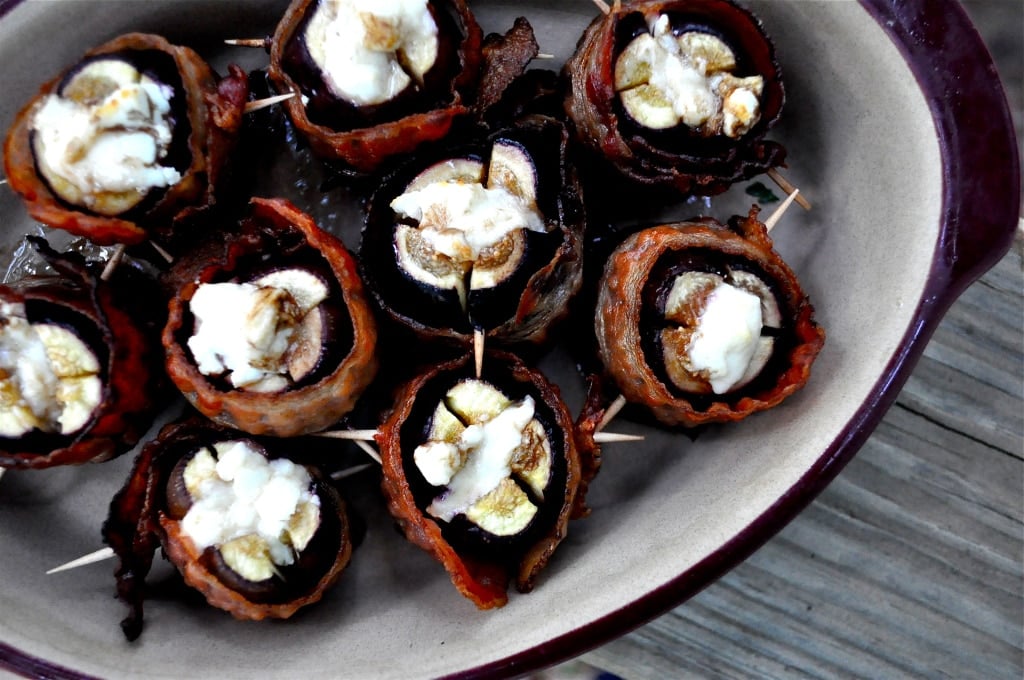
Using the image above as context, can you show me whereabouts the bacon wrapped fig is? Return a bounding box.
[3,33,248,246]
[595,207,824,427]
[268,0,541,173]
[163,197,378,437]
[0,238,165,469]
[361,116,584,348]
[378,350,580,609]
[103,419,353,640]
[268,0,481,173]
[564,0,786,195]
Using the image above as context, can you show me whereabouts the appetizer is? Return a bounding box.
[268,0,484,172]
[378,350,580,609]
[3,33,248,246]
[104,419,353,640]
[163,197,378,437]
[0,238,165,469]
[564,0,786,195]
[360,116,584,347]
[594,207,824,427]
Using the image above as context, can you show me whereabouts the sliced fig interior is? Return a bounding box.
[412,378,553,540]
[0,298,104,439]
[645,255,783,396]
[388,140,547,321]
[30,55,186,216]
[164,439,324,598]
[185,264,345,393]
[613,13,764,137]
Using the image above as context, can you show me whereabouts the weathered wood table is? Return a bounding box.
[562,2,1024,677]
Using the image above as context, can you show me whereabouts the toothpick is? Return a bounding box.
[763,188,800,233]
[224,38,270,48]
[46,547,115,575]
[99,244,126,281]
[0,178,7,186]
[596,394,628,432]
[473,328,485,378]
[353,439,382,465]
[593,432,645,443]
[591,0,611,14]
[150,240,174,264]
[330,462,375,481]
[766,169,811,211]
[243,92,296,115]
[316,429,379,442]
[0,468,5,482]
[536,53,555,60]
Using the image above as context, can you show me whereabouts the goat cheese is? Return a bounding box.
[685,283,763,394]
[305,0,438,106]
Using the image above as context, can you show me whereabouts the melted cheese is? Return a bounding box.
[305,0,438,106]
[180,440,321,568]
[686,283,763,393]
[390,180,545,262]
[31,62,181,206]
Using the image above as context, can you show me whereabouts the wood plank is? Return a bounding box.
[580,254,1024,678]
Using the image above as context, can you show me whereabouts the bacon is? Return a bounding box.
[162,197,378,437]
[594,207,825,427]
[0,238,166,469]
[103,419,353,640]
[378,351,581,609]
[2,33,248,246]
[563,0,786,195]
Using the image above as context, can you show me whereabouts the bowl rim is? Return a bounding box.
[0,0,1019,678]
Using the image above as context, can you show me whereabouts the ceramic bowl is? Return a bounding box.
[0,0,1018,677]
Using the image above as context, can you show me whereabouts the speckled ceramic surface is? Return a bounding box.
[0,1,1017,678]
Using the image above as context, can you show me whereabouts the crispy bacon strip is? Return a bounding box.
[378,351,581,609]
[268,0,484,173]
[163,197,378,437]
[563,0,786,195]
[103,419,352,640]
[595,208,825,427]
[0,239,165,469]
[2,33,248,246]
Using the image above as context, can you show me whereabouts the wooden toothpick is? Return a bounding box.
[591,0,611,14]
[596,394,628,432]
[764,188,801,233]
[766,169,811,211]
[99,244,126,282]
[46,547,115,575]
[224,38,271,48]
[243,92,296,114]
[593,432,644,443]
[316,429,379,442]
[474,328,485,378]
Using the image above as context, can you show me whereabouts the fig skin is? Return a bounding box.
[595,207,825,428]
[563,0,786,195]
[378,350,581,609]
[163,197,378,437]
[3,33,249,246]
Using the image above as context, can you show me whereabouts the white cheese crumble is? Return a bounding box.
[186,272,328,393]
[422,396,536,522]
[31,59,181,209]
[305,0,438,106]
[180,440,321,569]
[0,301,102,437]
[685,283,763,394]
[614,15,763,135]
[391,180,546,262]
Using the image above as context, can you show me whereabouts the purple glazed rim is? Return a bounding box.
[0,0,1019,678]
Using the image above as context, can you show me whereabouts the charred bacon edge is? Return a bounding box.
[378,350,580,609]
[162,197,378,438]
[594,207,824,428]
